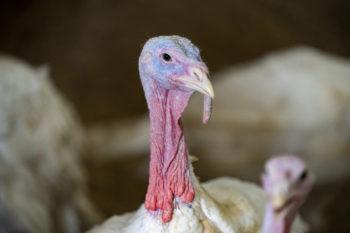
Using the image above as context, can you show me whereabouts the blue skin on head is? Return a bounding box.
[139,35,214,123]
[139,35,203,92]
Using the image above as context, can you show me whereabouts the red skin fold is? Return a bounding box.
[144,83,195,223]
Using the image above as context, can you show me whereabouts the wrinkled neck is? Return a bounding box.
[147,81,192,165]
[263,204,296,233]
[142,76,195,222]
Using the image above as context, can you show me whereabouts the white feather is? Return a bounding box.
[0,55,101,232]
[88,166,307,233]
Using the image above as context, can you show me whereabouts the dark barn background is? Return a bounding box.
[1,1,350,232]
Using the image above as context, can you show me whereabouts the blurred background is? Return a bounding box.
[0,0,350,232]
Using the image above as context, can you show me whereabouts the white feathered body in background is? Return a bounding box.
[0,56,100,233]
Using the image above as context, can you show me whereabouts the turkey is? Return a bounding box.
[88,35,307,233]
[262,155,313,233]
[0,55,101,233]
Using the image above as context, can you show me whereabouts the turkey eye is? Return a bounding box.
[299,170,308,181]
[162,53,172,62]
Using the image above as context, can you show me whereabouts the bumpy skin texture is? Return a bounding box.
[145,88,195,222]
[88,175,309,233]
[138,36,213,222]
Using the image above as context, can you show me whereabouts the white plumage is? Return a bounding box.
[0,56,100,233]
[88,164,307,233]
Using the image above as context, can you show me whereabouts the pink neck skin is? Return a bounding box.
[144,80,195,223]
[263,203,299,233]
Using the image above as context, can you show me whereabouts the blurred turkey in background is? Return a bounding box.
[0,56,101,232]
[0,0,350,233]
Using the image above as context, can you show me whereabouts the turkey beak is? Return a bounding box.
[176,66,214,98]
[175,65,214,123]
[271,183,292,212]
